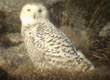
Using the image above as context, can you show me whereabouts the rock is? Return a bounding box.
[0,32,22,48]
[0,34,32,74]
[6,32,23,43]
[99,23,110,37]
[0,43,28,67]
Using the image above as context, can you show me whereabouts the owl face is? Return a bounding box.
[20,3,49,25]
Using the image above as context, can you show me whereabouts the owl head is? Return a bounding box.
[20,2,49,25]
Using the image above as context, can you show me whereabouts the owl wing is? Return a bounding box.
[27,23,94,72]
[42,23,94,71]
[26,23,78,59]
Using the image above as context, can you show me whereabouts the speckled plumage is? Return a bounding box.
[20,2,95,72]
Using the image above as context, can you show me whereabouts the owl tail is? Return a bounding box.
[76,50,95,72]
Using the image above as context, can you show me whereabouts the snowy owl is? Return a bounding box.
[20,2,95,72]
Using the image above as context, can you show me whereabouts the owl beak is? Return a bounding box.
[33,14,36,19]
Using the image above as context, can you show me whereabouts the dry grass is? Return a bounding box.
[0,65,110,80]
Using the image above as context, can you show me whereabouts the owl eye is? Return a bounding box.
[38,9,42,13]
[27,9,31,12]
